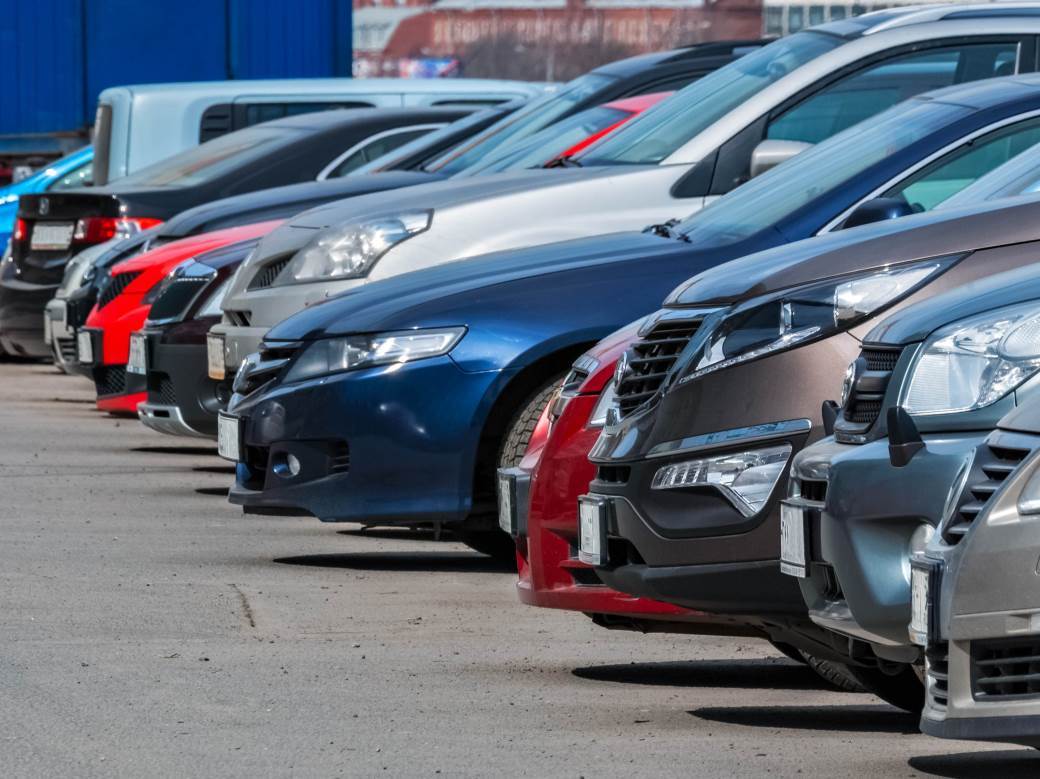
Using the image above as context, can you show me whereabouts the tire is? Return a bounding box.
[801,653,867,693]
[457,374,565,560]
[847,663,925,713]
[769,640,809,665]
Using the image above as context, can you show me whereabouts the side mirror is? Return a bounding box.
[842,197,917,230]
[749,139,812,178]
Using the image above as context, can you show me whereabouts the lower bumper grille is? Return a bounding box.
[147,372,178,406]
[926,642,950,713]
[56,336,76,363]
[96,365,127,397]
[972,638,1040,700]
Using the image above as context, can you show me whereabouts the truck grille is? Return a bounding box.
[247,257,291,290]
[926,643,949,713]
[98,271,141,309]
[615,315,703,418]
[943,435,1031,544]
[972,638,1040,700]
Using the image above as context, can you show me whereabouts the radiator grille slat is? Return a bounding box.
[972,639,1040,700]
[98,271,141,310]
[615,315,703,418]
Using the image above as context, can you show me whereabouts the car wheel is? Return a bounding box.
[801,654,867,693]
[847,663,925,713]
[457,374,565,561]
[769,640,808,665]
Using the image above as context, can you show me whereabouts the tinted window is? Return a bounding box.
[115,126,297,188]
[242,102,372,126]
[325,127,437,178]
[580,32,842,166]
[47,161,93,191]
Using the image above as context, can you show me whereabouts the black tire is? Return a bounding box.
[457,374,565,560]
[802,654,867,693]
[847,663,925,713]
[769,640,809,665]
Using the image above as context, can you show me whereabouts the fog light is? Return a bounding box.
[286,453,301,477]
[651,444,792,516]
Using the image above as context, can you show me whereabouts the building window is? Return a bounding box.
[829,5,848,19]
[809,5,826,25]
[789,6,805,31]
[765,6,784,35]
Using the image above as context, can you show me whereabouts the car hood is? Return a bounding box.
[285,165,653,229]
[866,262,1040,346]
[265,230,684,340]
[113,221,282,276]
[159,171,441,239]
[665,195,1040,307]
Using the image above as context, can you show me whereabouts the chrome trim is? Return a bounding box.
[647,418,812,459]
[637,306,721,337]
[316,123,447,180]
[138,403,210,439]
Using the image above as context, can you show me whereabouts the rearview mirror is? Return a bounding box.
[841,197,918,230]
[749,140,813,178]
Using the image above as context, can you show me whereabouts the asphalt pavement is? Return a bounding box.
[2,361,1039,778]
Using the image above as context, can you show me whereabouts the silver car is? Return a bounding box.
[211,3,1040,378]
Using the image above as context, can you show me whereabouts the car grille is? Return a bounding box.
[226,310,251,327]
[247,257,291,290]
[615,315,703,418]
[56,336,76,363]
[972,638,1040,700]
[926,642,950,713]
[98,271,141,310]
[95,366,127,397]
[943,434,1032,544]
[233,342,299,396]
[147,276,210,322]
[330,441,351,474]
[837,346,903,438]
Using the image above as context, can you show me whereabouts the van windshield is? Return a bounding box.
[579,32,842,166]
[675,99,973,246]
[115,126,298,188]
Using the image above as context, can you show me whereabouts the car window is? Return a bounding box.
[324,127,438,178]
[46,160,93,191]
[885,117,1040,211]
[242,102,372,126]
[767,43,1019,145]
[940,141,1040,207]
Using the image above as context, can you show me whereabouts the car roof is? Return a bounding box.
[99,78,546,98]
[815,2,1040,38]
[590,39,770,77]
[912,73,1040,111]
[252,106,473,132]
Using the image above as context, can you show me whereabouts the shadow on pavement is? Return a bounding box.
[691,703,917,733]
[195,486,230,496]
[193,465,236,475]
[273,551,515,574]
[909,750,1040,777]
[134,445,219,456]
[335,527,444,542]
[573,659,840,692]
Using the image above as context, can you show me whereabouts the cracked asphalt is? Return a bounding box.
[2,361,1040,777]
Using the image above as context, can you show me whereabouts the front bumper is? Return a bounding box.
[0,279,57,358]
[226,353,504,525]
[76,326,145,413]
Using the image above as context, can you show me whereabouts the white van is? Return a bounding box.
[91,78,550,185]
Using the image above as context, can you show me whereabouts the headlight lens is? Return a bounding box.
[681,259,954,382]
[650,444,792,516]
[283,211,432,283]
[283,327,465,383]
[901,301,1040,415]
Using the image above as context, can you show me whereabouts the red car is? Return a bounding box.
[505,320,755,636]
[77,220,282,414]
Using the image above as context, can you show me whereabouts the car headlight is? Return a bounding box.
[283,326,465,383]
[679,258,956,383]
[282,211,432,283]
[901,301,1040,415]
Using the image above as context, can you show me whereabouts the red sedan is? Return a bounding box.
[77,220,282,414]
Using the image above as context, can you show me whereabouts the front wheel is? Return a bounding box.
[847,663,925,713]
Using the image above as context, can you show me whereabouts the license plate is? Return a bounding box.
[43,313,52,345]
[909,563,938,646]
[207,333,225,380]
[76,330,94,364]
[578,497,608,566]
[780,502,810,578]
[30,222,74,251]
[497,472,514,535]
[127,333,147,375]
[217,413,241,461]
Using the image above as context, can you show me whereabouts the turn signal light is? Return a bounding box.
[73,216,163,244]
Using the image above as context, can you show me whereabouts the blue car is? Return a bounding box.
[0,146,93,251]
[222,76,1040,555]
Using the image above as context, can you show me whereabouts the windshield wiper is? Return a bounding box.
[545,155,582,169]
[645,218,690,242]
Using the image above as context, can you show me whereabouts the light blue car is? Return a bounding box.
[0,146,94,250]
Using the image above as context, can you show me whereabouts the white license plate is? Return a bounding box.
[76,330,94,364]
[30,222,75,251]
[578,498,606,566]
[217,413,241,461]
[910,566,932,645]
[780,502,809,578]
[497,473,514,535]
[127,333,147,375]
[207,333,225,380]
[43,313,52,345]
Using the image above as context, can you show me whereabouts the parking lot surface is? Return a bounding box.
[1,362,1039,778]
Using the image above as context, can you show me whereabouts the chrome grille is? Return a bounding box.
[248,257,290,290]
[926,643,949,713]
[972,638,1040,700]
[944,435,1031,544]
[98,271,141,309]
[233,342,299,396]
[835,345,903,441]
[615,316,703,418]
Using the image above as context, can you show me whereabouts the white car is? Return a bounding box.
[212,3,1040,376]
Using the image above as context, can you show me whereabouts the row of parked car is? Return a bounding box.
[6,3,1040,750]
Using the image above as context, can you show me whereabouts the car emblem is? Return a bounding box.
[840,359,858,410]
[613,350,632,387]
[232,354,258,394]
[38,197,49,216]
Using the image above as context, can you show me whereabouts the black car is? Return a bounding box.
[1,105,474,358]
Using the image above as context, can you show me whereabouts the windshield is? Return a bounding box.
[453,105,631,177]
[676,99,973,246]
[581,32,842,166]
[351,106,509,175]
[115,126,297,188]
[424,73,615,174]
[939,140,1040,208]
